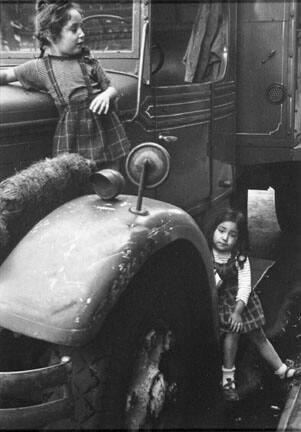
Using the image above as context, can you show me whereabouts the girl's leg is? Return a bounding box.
[221,332,240,400]
[222,332,240,386]
[223,332,240,369]
[247,327,282,370]
[248,328,299,378]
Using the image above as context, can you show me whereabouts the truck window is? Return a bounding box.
[151,1,229,86]
[0,0,136,61]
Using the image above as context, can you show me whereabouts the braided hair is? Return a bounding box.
[35,0,82,58]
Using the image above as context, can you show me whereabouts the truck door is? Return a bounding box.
[150,1,236,218]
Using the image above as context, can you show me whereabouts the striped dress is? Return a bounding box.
[213,250,265,334]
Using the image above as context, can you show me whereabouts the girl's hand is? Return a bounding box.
[90,92,111,115]
[228,311,243,333]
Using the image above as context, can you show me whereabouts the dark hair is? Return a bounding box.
[206,208,249,264]
[35,1,82,57]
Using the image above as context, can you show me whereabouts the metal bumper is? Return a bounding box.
[0,356,73,429]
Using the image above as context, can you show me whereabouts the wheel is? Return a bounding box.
[273,162,301,234]
[39,248,219,429]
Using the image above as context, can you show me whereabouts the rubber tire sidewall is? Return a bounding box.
[42,257,213,429]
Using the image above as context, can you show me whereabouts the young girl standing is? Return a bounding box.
[207,208,301,401]
[0,0,130,169]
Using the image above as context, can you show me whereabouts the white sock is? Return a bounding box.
[222,366,236,387]
[274,363,295,379]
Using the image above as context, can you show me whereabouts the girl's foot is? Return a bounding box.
[283,365,301,380]
[275,361,301,380]
[222,378,239,401]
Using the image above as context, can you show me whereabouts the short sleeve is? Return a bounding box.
[91,59,111,91]
[14,59,47,91]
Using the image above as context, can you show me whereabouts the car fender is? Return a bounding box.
[0,194,216,346]
[0,72,136,128]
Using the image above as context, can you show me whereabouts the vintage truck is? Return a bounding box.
[0,0,300,429]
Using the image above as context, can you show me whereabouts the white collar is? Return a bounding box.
[212,248,231,260]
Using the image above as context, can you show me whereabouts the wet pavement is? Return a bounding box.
[193,189,301,430]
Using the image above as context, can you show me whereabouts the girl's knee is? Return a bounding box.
[228,332,240,341]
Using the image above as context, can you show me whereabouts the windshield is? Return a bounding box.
[0,0,135,58]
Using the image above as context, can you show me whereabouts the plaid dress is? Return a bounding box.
[215,256,266,334]
[43,56,130,163]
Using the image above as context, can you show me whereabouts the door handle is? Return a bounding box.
[261,49,277,64]
[158,133,178,143]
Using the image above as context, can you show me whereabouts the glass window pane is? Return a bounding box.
[0,0,134,55]
[0,1,36,53]
[82,0,133,51]
[151,1,229,86]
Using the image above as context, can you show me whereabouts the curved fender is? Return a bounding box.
[0,72,136,127]
[0,195,216,346]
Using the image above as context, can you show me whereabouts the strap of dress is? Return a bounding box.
[43,56,67,106]
[213,250,238,280]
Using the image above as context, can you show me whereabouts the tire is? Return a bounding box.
[40,248,219,430]
[273,162,301,234]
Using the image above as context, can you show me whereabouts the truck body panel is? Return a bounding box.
[236,0,301,163]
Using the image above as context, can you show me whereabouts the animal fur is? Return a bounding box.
[0,153,96,264]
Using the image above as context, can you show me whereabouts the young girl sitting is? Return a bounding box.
[0,0,130,170]
[207,208,301,401]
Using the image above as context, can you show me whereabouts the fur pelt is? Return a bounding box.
[0,153,96,264]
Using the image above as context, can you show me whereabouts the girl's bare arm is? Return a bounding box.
[229,300,245,333]
[0,68,17,85]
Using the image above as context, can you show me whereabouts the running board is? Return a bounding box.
[0,356,73,428]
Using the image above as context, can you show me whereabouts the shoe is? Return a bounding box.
[222,378,239,402]
[283,362,301,380]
